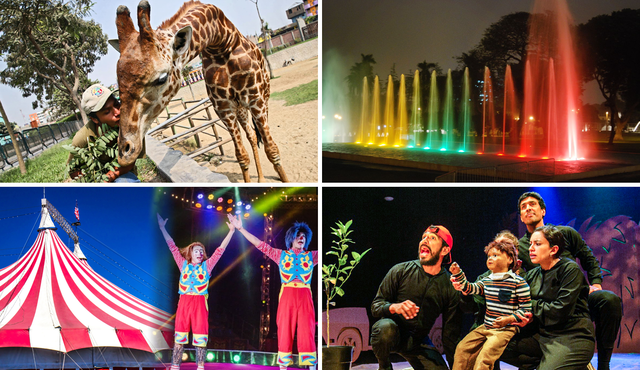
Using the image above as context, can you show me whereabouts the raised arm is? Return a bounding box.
[227,214,280,262]
[227,214,262,246]
[158,213,185,266]
[205,220,236,273]
[450,262,484,296]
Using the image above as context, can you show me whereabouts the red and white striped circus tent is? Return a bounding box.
[0,200,174,369]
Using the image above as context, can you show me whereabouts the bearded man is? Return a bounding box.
[371,225,462,370]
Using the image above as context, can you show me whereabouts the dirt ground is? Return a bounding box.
[153,57,318,183]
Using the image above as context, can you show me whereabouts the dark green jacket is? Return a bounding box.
[518,224,602,285]
[371,260,462,364]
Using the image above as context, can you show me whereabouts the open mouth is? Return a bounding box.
[420,245,431,257]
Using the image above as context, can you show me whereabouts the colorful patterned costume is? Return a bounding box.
[167,238,226,347]
[257,241,318,367]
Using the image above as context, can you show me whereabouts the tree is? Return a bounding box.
[45,76,99,122]
[0,0,108,125]
[345,54,377,99]
[578,9,640,143]
[248,0,275,79]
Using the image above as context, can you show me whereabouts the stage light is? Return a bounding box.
[197,194,204,200]
[226,207,233,213]
[195,203,202,208]
[263,213,267,217]
[245,204,251,210]
[227,199,233,204]
[206,352,215,361]
[208,194,214,200]
[243,213,250,218]
[206,205,213,210]
[232,354,240,363]
[218,197,223,203]
[216,206,223,212]
[182,353,189,362]
[236,201,242,206]
[235,210,241,215]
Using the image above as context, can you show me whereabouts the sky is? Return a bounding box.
[0,0,302,126]
[323,0,640,106]
[0,186,175,311]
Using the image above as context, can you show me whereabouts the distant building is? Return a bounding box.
[28,113,40,128]
[303,0,318,17]
[286,3,305,23]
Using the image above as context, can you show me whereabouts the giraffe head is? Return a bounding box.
[112,1,192,167]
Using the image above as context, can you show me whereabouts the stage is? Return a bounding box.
[351,353,640,370]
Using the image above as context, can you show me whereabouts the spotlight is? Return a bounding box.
[236,201,242,206]
[226,207,233,213]
[206,352,215,361]
[182,353,189,362]
[195,203,202,208]
[208,194,214,200]
[243,213,250,218]
[218,197,223,203]
[232,354,240,363]
[206,205,213,210]
[227,199,233,204]
[235,210,241,215]
[197,194,204,200]
[216,206,223,211]
[245,204,251,210]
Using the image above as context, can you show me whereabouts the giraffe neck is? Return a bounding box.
[165,4,242,65]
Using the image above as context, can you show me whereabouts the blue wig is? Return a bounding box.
[285,222,313,251]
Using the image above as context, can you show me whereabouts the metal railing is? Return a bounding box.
[436,158,556,182]
[0,120,82,171]
[148,97,230,160]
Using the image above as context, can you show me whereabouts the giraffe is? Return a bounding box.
[112,0,288,182]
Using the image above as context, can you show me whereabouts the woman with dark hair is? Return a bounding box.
[227,214,317,370]
[158,214,235,370]
[502,225,595,370]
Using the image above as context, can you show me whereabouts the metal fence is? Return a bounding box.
[436,159,556,182]
[0,120,83,171]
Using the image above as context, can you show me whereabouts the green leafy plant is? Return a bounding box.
[63,124,119,182]
[322,220,370,347]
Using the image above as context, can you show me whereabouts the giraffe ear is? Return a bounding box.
[108,39,121,53]
[173,26,192,56]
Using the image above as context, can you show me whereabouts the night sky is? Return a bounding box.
[323,0,640,107]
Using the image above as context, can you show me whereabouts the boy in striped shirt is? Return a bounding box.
[449,238,531,370]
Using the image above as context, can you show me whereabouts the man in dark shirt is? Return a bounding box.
[517,192,621,370]
[371,225,462,370]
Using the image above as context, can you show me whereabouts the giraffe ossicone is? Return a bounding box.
[113,0,289,182]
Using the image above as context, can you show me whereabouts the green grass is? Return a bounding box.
[0,138,165,183]
[271,79,318,106]
[0,139,71,183]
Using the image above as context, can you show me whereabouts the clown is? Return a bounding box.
[227,214,317,370]
[158,214,235,370]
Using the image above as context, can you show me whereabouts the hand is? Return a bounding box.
[494,315,515,328]
[390,300,420,320]
[589,284,602,294]
[512,311,533,327]
[227,214,243,230]
[226,221,235,231]
[105,170,118,182]
[157,214,168,229]
[450,276,466,293]
[449,262,461,275]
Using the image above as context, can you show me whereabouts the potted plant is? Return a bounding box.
[322,220,370,370]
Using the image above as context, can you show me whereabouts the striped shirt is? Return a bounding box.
[453,270,531,328]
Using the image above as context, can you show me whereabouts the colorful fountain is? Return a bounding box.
[333,0,583,161]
